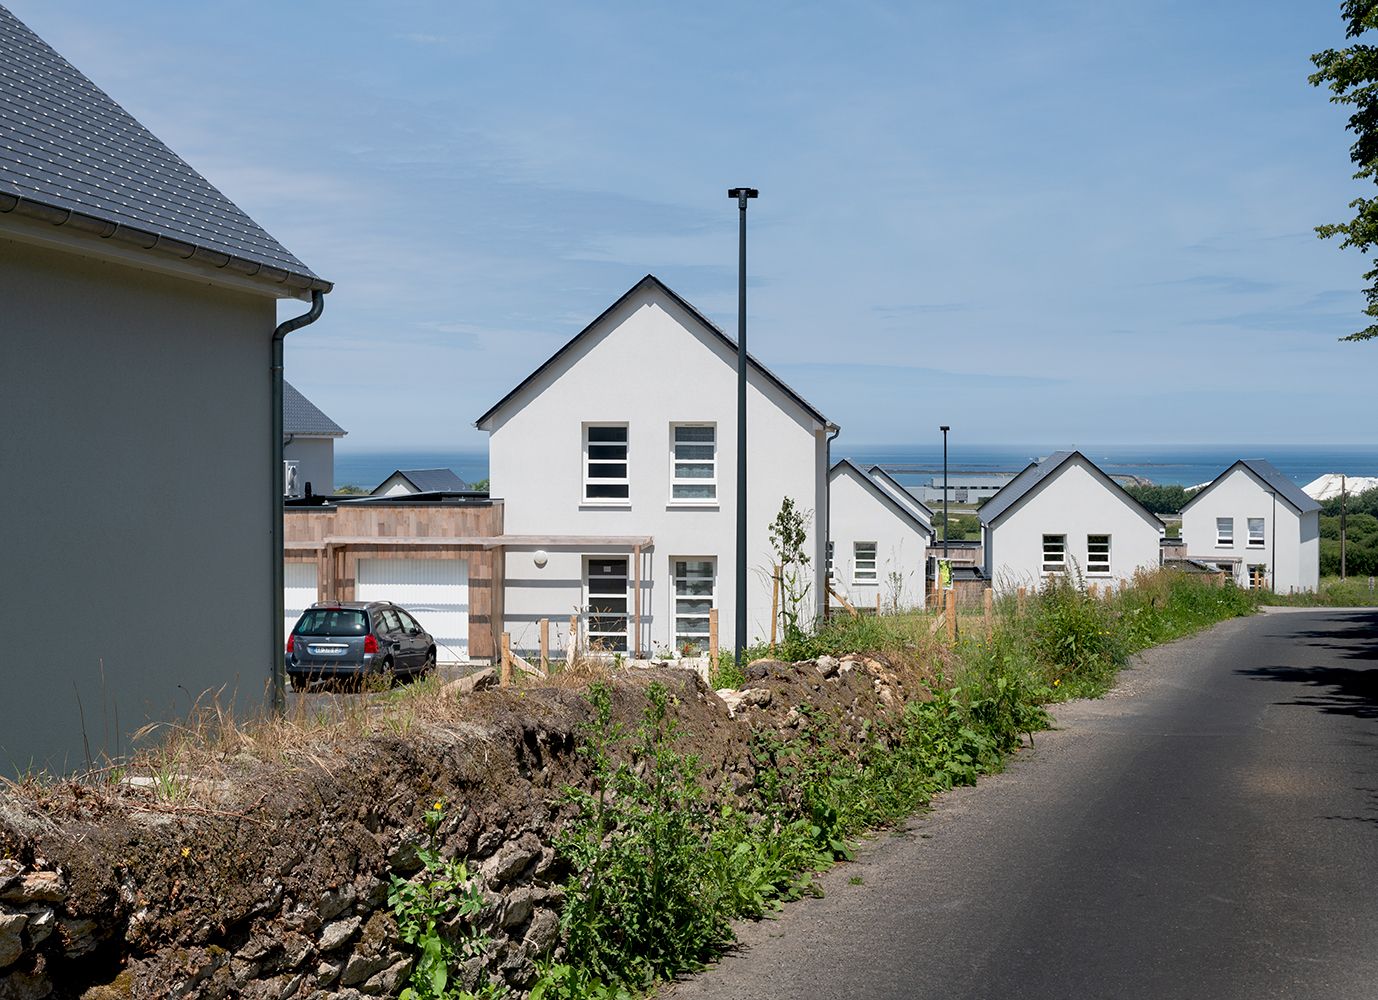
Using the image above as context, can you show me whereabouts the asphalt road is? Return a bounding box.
[668,608,1378,1000]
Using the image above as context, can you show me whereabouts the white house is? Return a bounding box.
[979,451,1163,592]
[0,8,330,772]
[476,275,837,657]
[1180,459,1320,593]
[828,460,934,611]
[372,468,469,497]
[283,381,346,497]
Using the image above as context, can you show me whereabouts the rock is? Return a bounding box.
[339,951,389,987]
[524,907,560,955]
[362,957,412,996]
[502,889,535,929]
[0,910,28,968]
[0,962,52,1000]
[0,860,23,893]
[318,884,356,921]
[23,907,55,947]
[236,933,278,963]
[58,917,98,957]
[315,959,343,986]
[1,872,65,905]
[482,843,538,886]
[816,655,841,678]
[318,916,361,952]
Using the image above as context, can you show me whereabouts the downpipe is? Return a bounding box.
[271,291,325,713]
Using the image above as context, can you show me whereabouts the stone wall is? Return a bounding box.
[0,655,928,1000]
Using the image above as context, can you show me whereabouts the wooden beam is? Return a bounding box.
[567,614,578,667]
[708,608,719,663]
[945,589,956,643]
[983,587,994,640]
[770,564,779,648]
[539,618,550,674]
[500,632,513,687]
[1017,586,1027,618]
[828,584,859,619]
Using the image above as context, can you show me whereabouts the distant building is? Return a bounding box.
[283,381,346,497]
[827,460,934,611]
[1303,473,1378,502]
[979,451,1163,592]
[915,473,1015,506]
[372,468,469,497]
[1181,460,1320,593]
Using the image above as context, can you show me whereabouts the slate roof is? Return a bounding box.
[375,469,468,494]
[866,465,936,521]
[830,459,934,538]
[283,381,346,438]
[475,275,835,430]
[0,6,329,293]
[1182,459,1321,515]
[978,451,1161,528]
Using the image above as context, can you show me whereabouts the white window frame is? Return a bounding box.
[1086,534,1111,575]
[853,541,878,583]
[584,556,629,653]
[583,423,629,505]
[671,557,715,654]
[1042,534,1066,572]
[1216,517,1234,547]
[669,422,717,504]
[1247,517,1265,548]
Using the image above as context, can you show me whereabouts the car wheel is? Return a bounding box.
[288,675,304,693]
[421,647,437,677]
[380,656,396,688]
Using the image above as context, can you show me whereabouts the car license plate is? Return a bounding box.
[309,644,348,656]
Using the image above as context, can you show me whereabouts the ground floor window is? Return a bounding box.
[585,557,629,652]
[1247,563,1268,590]
[1087,534,1111,575]
[672,558,715,654]
[853,542,877,583]
[1042,534,1066,572]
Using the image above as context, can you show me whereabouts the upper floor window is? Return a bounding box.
[853,542,878,583]
[584,424,629,502]
[1087,534,1111,575]
[1042,534,1066,572]
[1216,517,1233,546]
[671,423,716,502]
[1247,518,1265,547]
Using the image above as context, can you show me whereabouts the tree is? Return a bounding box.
[1311,0,1378,340]
[767,497,812,645]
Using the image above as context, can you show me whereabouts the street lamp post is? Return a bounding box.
[728,187,758,666]
[940,425,950,561]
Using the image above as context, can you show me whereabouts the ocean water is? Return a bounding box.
[333,444,1378,493]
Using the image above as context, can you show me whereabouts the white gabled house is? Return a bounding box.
[1180,459,1320,593]
[828,460,934,611]
[476,275,837,657]
[979,451,1163,592]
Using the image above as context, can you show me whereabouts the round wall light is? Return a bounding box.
[533,549,548,569]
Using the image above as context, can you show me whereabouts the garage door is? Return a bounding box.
[356,558,468,662]
[284,562,318,639]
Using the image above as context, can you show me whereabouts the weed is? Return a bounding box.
[388,801,507,1000]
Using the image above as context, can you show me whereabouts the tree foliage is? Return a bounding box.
[1121,483,1199,515]
[1311,0,1378,340]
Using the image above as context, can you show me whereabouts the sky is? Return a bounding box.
[9,1,1376,450]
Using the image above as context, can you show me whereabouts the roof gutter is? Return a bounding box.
[271,291,326,713]
[0,191,332,296]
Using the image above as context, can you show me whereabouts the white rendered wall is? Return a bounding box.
[985,457,1162,592]
[1181,467,1317,592]
[485,284,827,654]
[828,467,931,610]
[283,436,334,496]
[0,233,277,773]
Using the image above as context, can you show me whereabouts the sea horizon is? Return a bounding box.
[334,442,1378,493]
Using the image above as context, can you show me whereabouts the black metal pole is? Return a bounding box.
[728,187,757,666]
[940,425,950,561]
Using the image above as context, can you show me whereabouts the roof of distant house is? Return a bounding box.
[1184,459,1321,515]
[373,469,469,495]
[475,274,834,430]
[283,381,346,438]
[978,450,1161,527]
[1302,472,1378,502]
[830,459,934,537]
[865,465,936,520]
[0,6,329,294]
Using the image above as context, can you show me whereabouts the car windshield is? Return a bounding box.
[293,608,368,636]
